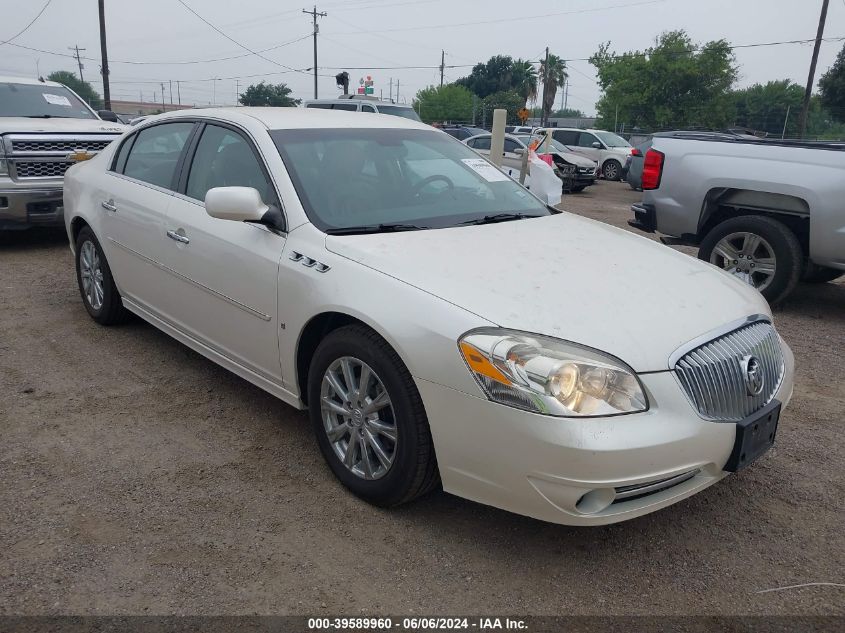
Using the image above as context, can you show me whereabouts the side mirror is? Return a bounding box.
[97,109,119,122]
[592,141,603,149]
[205,187,269,222]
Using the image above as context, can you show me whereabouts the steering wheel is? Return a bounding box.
[412,174,455,196]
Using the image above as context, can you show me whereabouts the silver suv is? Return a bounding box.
[304,95,421,122]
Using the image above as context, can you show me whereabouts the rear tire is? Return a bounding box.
[74,226,129,325]
[698,215,803,305]
[308,324,440,507]
[602,159,622,181]
[802,263,844,284]
[570,185,586,193]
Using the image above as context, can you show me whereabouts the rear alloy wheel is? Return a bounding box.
[699,215,802,304]
[602,160,622,181]
[75,226,129,325]
[308,325,439,506]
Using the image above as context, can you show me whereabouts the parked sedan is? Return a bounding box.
[440,125,489,141]
[63,108,794,526]
[464,132,597,192]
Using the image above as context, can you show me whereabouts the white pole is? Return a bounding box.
[490,109,507,167]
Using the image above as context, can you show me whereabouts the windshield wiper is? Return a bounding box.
[324,223,429,235]
[459,213,543,226]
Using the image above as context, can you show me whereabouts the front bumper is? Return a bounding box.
[418,342,794,526]
[0,187,64,230]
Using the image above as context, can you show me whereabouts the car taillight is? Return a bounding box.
[630,148,642,157]
[641,149,664,190]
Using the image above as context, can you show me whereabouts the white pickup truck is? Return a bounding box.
[1,76,126,231]
[630,131,845,304]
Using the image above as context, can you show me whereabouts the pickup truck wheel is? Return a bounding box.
[308,324,440,507]
[602,160,622,181]
[74,226,129,325]
[802,263,845,284]
[699,216,802,305]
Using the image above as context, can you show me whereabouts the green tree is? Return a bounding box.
[413,84,473,124]
[480,90,524,126]
[819,43,845,123]
[455,55,516,99]
[238,82,301,107]
[730,80,804,137]
[590,30,737,131]
[47,70,102,109]
[539,54,567,122]
[511,59,538,106]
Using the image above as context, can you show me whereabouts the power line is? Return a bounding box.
[0,0,52,46]
[174,0,309,75]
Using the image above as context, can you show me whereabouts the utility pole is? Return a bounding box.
[97,0,111,110]
[541,47,549,127]
[160,83,166,111]
[439,50,445,87]
[169,80,173,106]
[177,81,181,105]
[303,6,327,99]
[396,79,400,103]
[235,79,240,106]
[782,105,792,139]
[799,0,830,139]
[69,45,86,82]
[389,78,393,102]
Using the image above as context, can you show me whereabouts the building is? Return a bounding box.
[110,100,194,117]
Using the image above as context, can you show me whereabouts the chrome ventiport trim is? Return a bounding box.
[613,469,700,502]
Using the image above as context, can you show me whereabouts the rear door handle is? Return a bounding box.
[101,199,117,212]
[166,230,190,245]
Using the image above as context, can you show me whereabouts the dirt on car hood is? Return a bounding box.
[326,212,770,372]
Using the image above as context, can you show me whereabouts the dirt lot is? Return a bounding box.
[1,181,843,616]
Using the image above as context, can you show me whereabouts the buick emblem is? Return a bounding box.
[741,355,765,396]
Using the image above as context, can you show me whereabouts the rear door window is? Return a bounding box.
[122,122,195,190]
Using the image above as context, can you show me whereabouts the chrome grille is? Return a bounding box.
[674,321,784,421]
[10,139,112,153]
[13,161,71,179]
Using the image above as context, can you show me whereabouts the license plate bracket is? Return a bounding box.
[724,400,781,472]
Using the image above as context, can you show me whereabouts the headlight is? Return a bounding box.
[458,329,648,417]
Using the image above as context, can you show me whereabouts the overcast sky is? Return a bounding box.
[1,0,843,114]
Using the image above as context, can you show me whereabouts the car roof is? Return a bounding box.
[0,75,65,88]
[148,106,433,131]
[304,98,414,108]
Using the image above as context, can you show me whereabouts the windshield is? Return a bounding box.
[271,128,549,232]
[594,131,630,148]
[0,82,97,119]
[376,105,422,122]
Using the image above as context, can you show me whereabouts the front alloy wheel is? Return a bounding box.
[79,240,105,311]
[308,324,439,506]
[320,356,397,480]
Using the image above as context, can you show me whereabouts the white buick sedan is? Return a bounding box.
[63,108,794,525]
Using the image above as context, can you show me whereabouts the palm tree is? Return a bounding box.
[539,54,568,122]
[511,59,538,106]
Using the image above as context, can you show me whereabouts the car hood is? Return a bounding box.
[548,151,595,168]
[0,117,127,134]
[326,213,769,372]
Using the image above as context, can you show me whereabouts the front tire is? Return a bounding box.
[75,226,129,325]
[602,159,622,181]
[698,215,803,305]
[307,324,439,507]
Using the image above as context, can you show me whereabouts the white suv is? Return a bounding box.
[304,95,421,122]
[543,128,632,181]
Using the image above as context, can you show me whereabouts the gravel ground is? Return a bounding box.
[1,180,843,616]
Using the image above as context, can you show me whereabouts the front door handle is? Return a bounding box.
[101,199,117,212]
[166,229,190,245]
